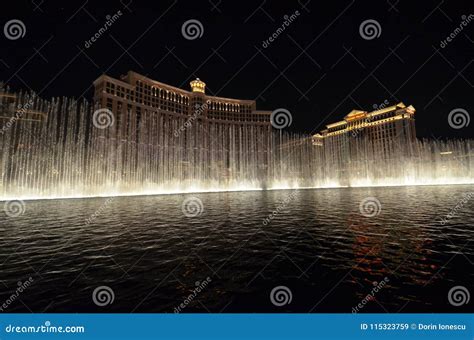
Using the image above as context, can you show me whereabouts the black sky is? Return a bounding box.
[1,0,473,138]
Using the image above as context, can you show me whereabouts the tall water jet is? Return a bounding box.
[0,76,472,201]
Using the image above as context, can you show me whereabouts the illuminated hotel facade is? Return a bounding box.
[93,71,272,127]
[312,102,417,181]
[91,71,275,183]
[1,75,472,199]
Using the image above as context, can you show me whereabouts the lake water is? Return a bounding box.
[1,185,473,313]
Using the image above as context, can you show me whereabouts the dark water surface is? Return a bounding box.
[1,185,473,313]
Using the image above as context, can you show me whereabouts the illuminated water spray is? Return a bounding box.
[0,88,472,200]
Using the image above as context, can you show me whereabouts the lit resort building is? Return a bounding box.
[90,71,276,185]
[0,75,472,200]
[312,102,418,182]
[312,102,416,151]
[93,71,272,126]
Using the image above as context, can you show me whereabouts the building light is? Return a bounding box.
[190,78,206,94]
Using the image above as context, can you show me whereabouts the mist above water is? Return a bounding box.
[0,90,472,200]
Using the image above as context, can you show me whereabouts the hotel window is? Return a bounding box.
[136,106,141,121]
[116,108,121,130]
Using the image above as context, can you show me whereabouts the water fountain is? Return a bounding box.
[0,87,472,200]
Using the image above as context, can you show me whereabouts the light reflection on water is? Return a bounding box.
[0,185,472,312]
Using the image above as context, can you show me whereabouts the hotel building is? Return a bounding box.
[91,71,274,182]
[312,102,416,181]
[93,71,271,127]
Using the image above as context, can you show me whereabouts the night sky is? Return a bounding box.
[1,0,473,138]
